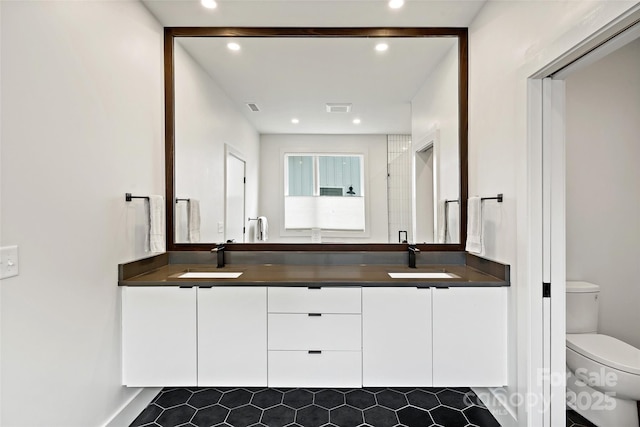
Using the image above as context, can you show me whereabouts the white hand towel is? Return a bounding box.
[465,196,483,254]
[148,195,166,253]
[437,200,448,243]
[187,199,201,243]
[256,216,269,241]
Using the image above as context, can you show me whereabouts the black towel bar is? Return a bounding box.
[125,193,149,202]
[480,193,503,203]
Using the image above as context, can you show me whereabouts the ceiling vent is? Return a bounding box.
[326,103,352,113]
[246,103,260,112]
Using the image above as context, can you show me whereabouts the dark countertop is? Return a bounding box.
[118,262,508,288]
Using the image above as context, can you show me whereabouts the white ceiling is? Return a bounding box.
[176,37,456,134]
[142,1,486,28]
[143,0,486,134]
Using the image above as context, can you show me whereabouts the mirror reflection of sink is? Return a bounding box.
[388,272,459,279]
[178,272,243,279]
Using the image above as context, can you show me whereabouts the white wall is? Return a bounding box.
[1,2,164,426]
[467,1,638,424]
[412,43,460,203]
[174,42,260,243]
[0,3,3,422]
[411,43,460,243]
[259,134,389,243]
[565,38,640,349]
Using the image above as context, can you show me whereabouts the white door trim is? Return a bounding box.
[524,77,545,427]
[542,77,567,427]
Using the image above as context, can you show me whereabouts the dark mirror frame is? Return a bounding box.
[165,27,468,252]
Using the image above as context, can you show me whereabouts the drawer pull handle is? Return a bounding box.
[308,286,322,290]
[308,350,322,354]
[308,313,322,317]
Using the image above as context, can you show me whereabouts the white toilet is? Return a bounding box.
[566,281,640,427]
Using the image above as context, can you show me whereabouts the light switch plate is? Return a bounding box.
[0,246,19,279]
[218,222,224,233]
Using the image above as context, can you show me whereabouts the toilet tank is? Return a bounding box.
[566,281,600,333]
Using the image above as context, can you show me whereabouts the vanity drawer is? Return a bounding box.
[268,313,361,351]
[268,350,362,388]
[268,287,361,314]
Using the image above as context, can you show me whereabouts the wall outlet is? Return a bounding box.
[218,222,224,233]
[0,246,19,280]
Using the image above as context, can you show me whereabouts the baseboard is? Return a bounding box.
[472,387,518,427]
[103,387,162,427]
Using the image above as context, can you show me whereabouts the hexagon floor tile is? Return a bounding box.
[129,387,567,427]
[566,409,597,427]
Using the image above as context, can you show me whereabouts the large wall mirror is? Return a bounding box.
[165,28,468,251]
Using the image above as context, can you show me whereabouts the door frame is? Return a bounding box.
[526,7,640,426]
[224,144,247,243]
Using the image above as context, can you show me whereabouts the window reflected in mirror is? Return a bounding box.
[284,154,365,232]
[286,154,363,197]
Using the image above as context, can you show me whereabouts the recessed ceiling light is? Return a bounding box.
[291,118,300,124]
[389,0,404,9]
[375,43,389,52]
[201,0,217,9]
[353,118,361,124]
[227,42,241,51]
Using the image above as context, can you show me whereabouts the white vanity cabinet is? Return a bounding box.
[122,283,507,388]
[267,287,362,387]
[362,287,433,386]
[122,286,197,387]
[197,286,267,386]
[122,286,267,387]
[432,287,508,386]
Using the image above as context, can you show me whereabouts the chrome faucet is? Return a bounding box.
[408,245,420,268]
[212,244,225,268]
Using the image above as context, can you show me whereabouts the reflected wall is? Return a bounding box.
[173,40,260,243]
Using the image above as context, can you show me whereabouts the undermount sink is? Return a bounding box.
[387,272,459,279]
[177,272,243,279]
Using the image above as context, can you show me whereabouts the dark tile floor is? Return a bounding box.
[130,387,502,427]
[566,409,597,427]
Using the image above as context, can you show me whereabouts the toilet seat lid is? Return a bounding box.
[567,334,640,375]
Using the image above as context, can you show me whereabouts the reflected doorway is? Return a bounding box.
[414,146,435,243]
[225,149,246,243]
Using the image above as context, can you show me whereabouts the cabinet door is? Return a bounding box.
[198,286,267,386]
[122,286,197,386]
[432,287,507,386]
[362,287,432,386]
